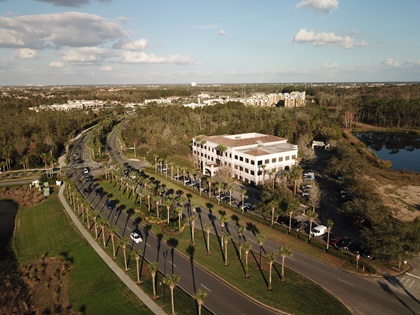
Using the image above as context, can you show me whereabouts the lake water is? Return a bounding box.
[354,131,420,172]
[0,200,18,259]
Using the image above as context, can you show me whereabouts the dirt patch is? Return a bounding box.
[0,186,46,207]
[0,256,76,315]
[377,184,420,221]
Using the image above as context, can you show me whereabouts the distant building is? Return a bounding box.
[192,133,298,185]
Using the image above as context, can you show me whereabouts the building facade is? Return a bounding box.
[192,133,298,185]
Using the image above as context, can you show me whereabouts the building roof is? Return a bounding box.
[198,133,286,148]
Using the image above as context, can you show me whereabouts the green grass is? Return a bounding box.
[13,191,154,315]
[99,178,352,315]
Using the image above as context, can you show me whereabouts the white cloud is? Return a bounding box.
[218,30,226,36]
[13,48,38,59]
[121,51,196,64]
[99,65,113,71]
[292,28,367,48]
[322,62,338,69]
[0,12,126,49]
[381,58,400,67]
[114,38,148,50]
[33,0,111,8]
[48,61,64,68]
[61,47,116,63]
[296,0,339,13]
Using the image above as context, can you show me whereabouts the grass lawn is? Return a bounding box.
[99,177,352,315]
[13,191,154,315]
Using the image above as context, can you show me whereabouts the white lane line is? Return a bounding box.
[126,227,132,231]
[169,261,177,267]
[146,243,151,248]
[201,284,211,292]
[337,278,354,287]
[287,257,296,261]
[407,272,420,280]
[248,238,256,243]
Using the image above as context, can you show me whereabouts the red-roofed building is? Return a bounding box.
[192,133,298,185]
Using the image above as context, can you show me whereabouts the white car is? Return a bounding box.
[130,232,143,243]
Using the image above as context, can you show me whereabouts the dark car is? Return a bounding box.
[83,187,92,195]
[348,241,364,254]
[329,235,343,248]
[107,200,116,209]
[337,238,353,250]
[361,246,374,259]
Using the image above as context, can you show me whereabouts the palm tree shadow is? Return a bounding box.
[231,241,246,275]
[245,222,259,236]
[186,245,197,292]
[384,274,420,305]
[250,250,268,288]
[167,238,179,274]
[378,281,417,315]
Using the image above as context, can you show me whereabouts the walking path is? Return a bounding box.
[58,183,166,315]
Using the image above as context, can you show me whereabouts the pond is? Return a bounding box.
[354,131,420,172]
[0,200,18,260]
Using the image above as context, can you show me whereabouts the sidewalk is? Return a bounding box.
[58,184,166,315]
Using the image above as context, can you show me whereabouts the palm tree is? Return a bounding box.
[219,214,228,234]
[236,225,245,259]
[260,164,267,185]
[150,263,158,299]
[240,189,248,214]
[97,217,107,247]
[119,237,130,271]
[107,225,118,259]
[189,214,197,246]
[134,249,143,284]
[278,246,293,282]
[153,153,159,172]
[163,273,181,315]
[90,210,100,239]
[154,195,162,220]
[266,252,276,290]
[216,182,224,205]
[326,219,334,250]
[225,182,234,207]
[193,288,208,315]
[223,234,232,266]
[243,242,252,278]
[204,222,212,255]
[306,209,319,241]
[268,200,277,227]
[290,166,303,195]
[216,144,227,166]
[163,196,173,224]
[176,206,183,231]
[256,234,266,270]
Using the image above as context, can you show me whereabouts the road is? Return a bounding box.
[69,128,420,315]
[69,132,279,315]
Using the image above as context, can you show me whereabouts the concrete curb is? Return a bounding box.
[58,183,166,315]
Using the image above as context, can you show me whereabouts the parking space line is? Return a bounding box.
[407,273,420,280]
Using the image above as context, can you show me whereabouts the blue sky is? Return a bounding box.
[0,0,419,85]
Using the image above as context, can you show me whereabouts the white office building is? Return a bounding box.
[192,133,298,185]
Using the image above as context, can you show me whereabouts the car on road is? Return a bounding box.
[130,232,143,243]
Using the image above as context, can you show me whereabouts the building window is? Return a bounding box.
[245,168,249,173]
[240,156,243,161]
[265,159,269,164]
[251,160,255,165]
[239,166,243,171]
[257,160,262,166]
[286,156,290,161]
[235,165,238,170]
[279,157,283,162]
[292,155,296,159]
[229,154,232,158]
[245,158,249,163]
[250,170,255,175]
[235,155,238,160]
[272,158,276,163]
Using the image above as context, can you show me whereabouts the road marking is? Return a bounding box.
[126,227,132,231]
[337,278,354,287]
[407,272,420,280]
[248,239,256,243]
[146,243,151,248]
[408,280,414,288]
[169,261,177,267]
[201,284,211,292]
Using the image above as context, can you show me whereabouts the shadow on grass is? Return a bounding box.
[250,250,268,288]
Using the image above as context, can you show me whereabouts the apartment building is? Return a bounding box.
[192,133,298,185]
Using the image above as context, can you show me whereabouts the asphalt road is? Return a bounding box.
[68,128,420,315]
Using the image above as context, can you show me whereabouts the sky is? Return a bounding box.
[0,0,419,86]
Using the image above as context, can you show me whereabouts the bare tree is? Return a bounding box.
[308,181,321,211]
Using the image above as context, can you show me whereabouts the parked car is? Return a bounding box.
[349,241,365,254]
[294,221,308,232]
[329,235,343,248]
[107,200,116,209]
[130,232,143,244]
[337,238,353,250]
[361,246,374,259]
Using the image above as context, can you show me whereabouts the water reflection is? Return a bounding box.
[354,131,420,172]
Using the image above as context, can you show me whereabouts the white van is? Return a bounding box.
[311,225,327,237]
